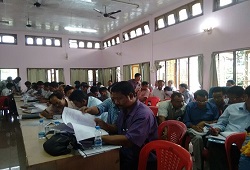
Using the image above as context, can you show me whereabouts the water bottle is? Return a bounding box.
[94,126,102,149]
[38,119,46,139]
[24,94,28,105]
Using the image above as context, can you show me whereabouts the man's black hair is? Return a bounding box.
[111,81,135,96]
[227,86,244,97]
[194,89,208,99]
[69,90,88,102]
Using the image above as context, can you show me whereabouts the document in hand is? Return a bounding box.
[188,126,209,136]
[207,131,238,141]
[62,107,108,142]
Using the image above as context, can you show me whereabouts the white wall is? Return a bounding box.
[0,0,250,91]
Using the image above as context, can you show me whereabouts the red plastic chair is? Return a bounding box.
[145,96,160,106]
[0,96,10,110]
[149,106,158,116]
[138,140,193,170]
[158,120,187,145]
[225,132,246,170]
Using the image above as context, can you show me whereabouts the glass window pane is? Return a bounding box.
[168,14,176,25]
[179,9,188,21]
[107,41,111,47]
[2,35,15,43]
[192,3,202,16]
[124,33,129,41]
[47,70,51,82]
[116,67,121,82]
[95,42,100,49]
[157,18,165,29]
[178,58,189,86]
[116,37,120,44]
[236,50,250,88]
[69,40,78,48]
[156,61,166,82]
[0,69,18,81]
[0,36,1,42]
[26,37,34,45]
[166,60,176,84]
[45,38,52,46]
[54,39,61,46]
[219,0,233,7]
[130,30,136,39]
[111,39,115,45]
[136,28,142,36]
[79,41,84,48]
[103,42,107,48]
[36,38,43,45]
[87,42,92,48]
[189,56,201,92]
[215,52,234,86]
[144,25,150,34]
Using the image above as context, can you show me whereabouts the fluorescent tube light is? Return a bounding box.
[64,26,97,33]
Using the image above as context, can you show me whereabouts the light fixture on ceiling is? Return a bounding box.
[200,18,218,34]
[64,26,97,33]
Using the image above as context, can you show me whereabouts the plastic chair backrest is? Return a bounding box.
[145,96,160,106]
[138,140,193,170]
[225,132,246,170]
[158,120,187,145]
[148,106,158,116]
[0,96,10,110]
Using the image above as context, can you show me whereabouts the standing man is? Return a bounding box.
[226,79,236,87]
[183,89,219,170]
[167,80,177,91]
[128,73,141,93]
[100,81,158,170]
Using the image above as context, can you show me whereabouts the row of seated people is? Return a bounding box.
[19,80,249,170]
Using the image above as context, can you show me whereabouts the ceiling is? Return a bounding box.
[0,0,182,39]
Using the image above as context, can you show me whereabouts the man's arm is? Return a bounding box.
[102,135,134,147]
[94,118,117,134]
[158,115,166,124]
[81,106,100,115]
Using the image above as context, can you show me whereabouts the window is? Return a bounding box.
[88,69,98,86]
[122,22,150,42]
[103,34,120,49]
[155,0,203,31]
[0,69,18,81]
[214,0,247,11]
[214,49,250,88]
[25,35,62,47]
[156,55,202,92]
[27,68,64,83]
[0,33,17,45]
[68,39,101,49]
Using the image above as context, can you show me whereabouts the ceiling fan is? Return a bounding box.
[26,17,32,28]
[94,6,121,19]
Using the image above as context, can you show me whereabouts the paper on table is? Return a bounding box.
[33,103,47,111]
[62,107,108,141]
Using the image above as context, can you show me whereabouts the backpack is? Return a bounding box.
[43,132,78,156]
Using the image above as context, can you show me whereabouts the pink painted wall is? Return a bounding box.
[102,0,250,90]
[0,0,250,91]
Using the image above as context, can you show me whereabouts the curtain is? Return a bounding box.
[58,69,65,83]
[98,69,104,85]
[210,54,218,87]
[111,67,117,82]
[142,62,150,82]
[70,69,88,85]
[101,68,111,86]
[198,55,204,89]
[27,69,46,83]
[123,65,131,81]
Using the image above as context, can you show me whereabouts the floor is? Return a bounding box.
[0,110,26,170]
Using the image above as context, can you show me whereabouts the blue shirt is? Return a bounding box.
[87,96,102,107]
[183,101,219,127]
[96,98,120,124]
[213,102,250,132]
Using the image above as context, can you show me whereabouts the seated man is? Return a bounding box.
[163,86,173,100]
[208,86,228,115]
[224,85,245,110]
[1,83,14,96]
[40,91,77,119]
[98,81,158,170]
[183,89,219,170]
[179,83,194,104]
[158,92,186,124]
[136,81,151,103]
[151,80,166,101]
[98,87,110,101]
[208,86,250,170]
[82,98,120,126]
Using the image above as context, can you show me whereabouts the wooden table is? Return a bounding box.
[15,97,120,170]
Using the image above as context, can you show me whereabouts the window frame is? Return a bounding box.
[103,34,120,49]
[25,35,62,47]
[213,0,247,11]
[68,39,101,49]
[0,33,17,45]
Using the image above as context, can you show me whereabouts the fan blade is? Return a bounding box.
[93,8,103,14]
[109,10,121,15]
[109,15,116,19]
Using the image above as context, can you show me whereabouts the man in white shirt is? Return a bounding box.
[1,83,13,96]
[151,80,165,101]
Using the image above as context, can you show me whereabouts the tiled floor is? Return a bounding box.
[0,110,26,170]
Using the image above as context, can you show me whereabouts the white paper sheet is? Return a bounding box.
[62,107,108,141]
